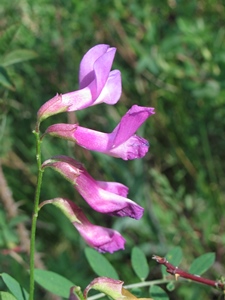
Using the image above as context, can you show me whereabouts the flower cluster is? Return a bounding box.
[38,44,155,253]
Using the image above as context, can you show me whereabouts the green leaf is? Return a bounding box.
[166,246,183,265]
[149,285,169,300]
[34,269,75,298]
[162,247,183,277]
[0,291,17,300]
[85,247,119,279]
[1,273,29,300]
[189,252,215,275]
[131,246,149,281]
[1,49,38,67]
[166,282,175,291]
[0,67,14,90]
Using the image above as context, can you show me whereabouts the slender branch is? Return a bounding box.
[152,255,225,291]
[29,124,44,300]
[124,278,171,289]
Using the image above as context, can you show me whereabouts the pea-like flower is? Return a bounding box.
[42,155,144,219]
[45,105,155,160]
[37,44,121,122]
[83,277,153,299]
[39,198,125,253]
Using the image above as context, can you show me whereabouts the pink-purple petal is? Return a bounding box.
[93,48,117,96]
[96,181,129,197]
[71,202,125,253]
[94,70,122,105]
[75,221,125,253]
[112,105,155,147]
[41,198,125,253]
[79,44,110,87]
[45,123,109,151]
[61,86,94,112]
[109,135,149,160]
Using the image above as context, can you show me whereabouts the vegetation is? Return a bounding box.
[0,0,225,299]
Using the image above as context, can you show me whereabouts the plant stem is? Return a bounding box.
[29,125,43,300]
[152,255,225,291]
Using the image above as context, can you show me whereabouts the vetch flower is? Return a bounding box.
[37,44,121,122]
[45,105,155,160]
[39,198,125,253]
[83,277,123,300]
[83,277,153,300]
[42,155,144,219]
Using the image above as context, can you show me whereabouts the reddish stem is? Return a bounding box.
[152,255,224,291]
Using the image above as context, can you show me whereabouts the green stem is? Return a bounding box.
[29,124,43,300]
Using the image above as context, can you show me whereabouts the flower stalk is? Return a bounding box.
[28,44,155,298]
[29,124,44,300]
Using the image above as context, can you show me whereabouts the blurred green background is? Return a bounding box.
[0,0,225,299]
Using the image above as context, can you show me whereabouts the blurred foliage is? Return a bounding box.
[0,0,225,299]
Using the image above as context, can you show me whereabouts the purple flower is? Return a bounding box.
[37,44,121,121]
[42,155,144,219]
[39,198,125,253]
[45,105,155,160]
